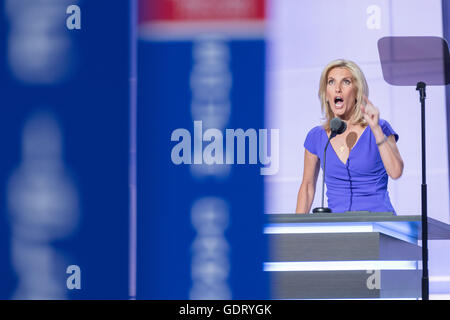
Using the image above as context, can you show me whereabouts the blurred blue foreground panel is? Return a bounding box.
[0,0,130,299]
[137,0,269,299]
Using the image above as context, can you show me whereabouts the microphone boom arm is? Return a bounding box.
[313,132,335,213]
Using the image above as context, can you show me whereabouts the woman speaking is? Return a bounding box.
[296,59,404,214]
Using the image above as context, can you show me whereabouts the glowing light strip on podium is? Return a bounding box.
[264,222,417,244]
[263,260,421,272]
[264,223,374,234]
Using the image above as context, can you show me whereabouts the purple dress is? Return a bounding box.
[304,119,398,214]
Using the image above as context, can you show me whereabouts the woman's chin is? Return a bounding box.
[332,109,345,116]
[332,109,353,120]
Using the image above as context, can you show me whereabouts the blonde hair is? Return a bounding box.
[318,59,369,131]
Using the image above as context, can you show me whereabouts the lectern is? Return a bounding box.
[264,213,450,299]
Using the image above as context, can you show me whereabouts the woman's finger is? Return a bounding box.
[364,104,375,116]
[363,95,371,104]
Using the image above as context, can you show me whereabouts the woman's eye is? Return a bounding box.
[344,79,351,85]
[328,79,334,85]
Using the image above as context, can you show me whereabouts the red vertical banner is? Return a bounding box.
[139,0,265,23]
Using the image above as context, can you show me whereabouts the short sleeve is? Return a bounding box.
[304,126,322,156]
[379,119,399,142]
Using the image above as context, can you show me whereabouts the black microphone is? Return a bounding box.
[312,117,347,213]
[330,116,347,137]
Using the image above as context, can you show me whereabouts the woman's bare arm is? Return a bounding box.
[361,96,404,179]
[371,126,404,179]
[296,149,320,213]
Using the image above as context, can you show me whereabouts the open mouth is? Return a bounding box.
[334,96,344,107]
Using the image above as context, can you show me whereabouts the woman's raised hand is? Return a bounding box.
[360,95,380,129]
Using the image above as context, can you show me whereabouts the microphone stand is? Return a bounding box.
[313,132,336,213]
[416,81,429,300]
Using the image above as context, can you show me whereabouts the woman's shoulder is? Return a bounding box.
[378,118,390,126]
[304,125,325,155]
[377,118,396,131]
[378,118,399,141]
[306,125,325,136]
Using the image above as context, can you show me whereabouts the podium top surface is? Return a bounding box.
[265,213,450,242]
